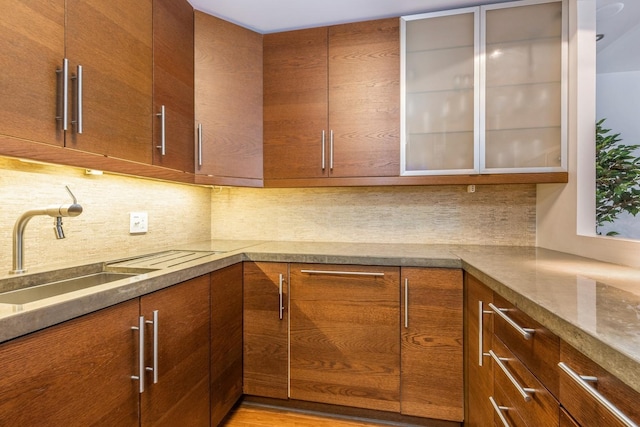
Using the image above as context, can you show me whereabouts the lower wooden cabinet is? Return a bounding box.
[401,267,463,421]
[211,264,244,426]
[0,276,212,427]
[289,264,401,412]
[0,299,140,426]
[243,261,289,399]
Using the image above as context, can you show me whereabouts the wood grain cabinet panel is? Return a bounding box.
[195,12,263,186]
[289,264,401,412]
[243,262,289,399]
[140,275,211,427]
[0,0,65,147]
[0,299,140,426]
[400,267,463,421]
[152,0,195,173]
[65,0,153,163]
[211,264,244,426]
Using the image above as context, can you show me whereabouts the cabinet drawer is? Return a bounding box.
[491,293,560,397]
[559,341,640,427]
[491,336,559,427]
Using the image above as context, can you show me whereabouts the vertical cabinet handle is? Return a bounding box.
[56,58,69,131]
[329,130,334,171]
[404,278,409,329]
[156,105,166,156]
[489,302,535,340]
[131,316,145,394]
[489,396,511,427]
[145,310,159,384]
[321,130,326,170]
[197,123,203,167]
[489,349,536,402]
[478,301,493,367]
[278,274,284,320]
[558,362,638,427]
[71,65,83,134]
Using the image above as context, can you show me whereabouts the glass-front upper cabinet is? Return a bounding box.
[401,0,567,176]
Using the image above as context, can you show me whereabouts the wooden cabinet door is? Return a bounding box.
[0,299,139,426]
[0,0,65,147]
[65,0,153,163]
[211,264,243,426]
[152,0,195,172]
[243,262,289,399]
[263,27,329,180]
[400,267,463,421]
[289,264,400,412]
[464,273,494,427]
[328,18,400,178]
[140,275,211,427]
[195,12,263,185]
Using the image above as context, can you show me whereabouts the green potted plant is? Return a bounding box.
[595,118,640,235]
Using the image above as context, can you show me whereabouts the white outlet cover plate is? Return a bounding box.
[130,212,148,234]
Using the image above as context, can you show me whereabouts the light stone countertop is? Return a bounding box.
[0,240,638,394]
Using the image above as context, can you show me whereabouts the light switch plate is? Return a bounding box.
[130,212,148,234]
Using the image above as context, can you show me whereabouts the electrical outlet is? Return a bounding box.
[130,212,148,234]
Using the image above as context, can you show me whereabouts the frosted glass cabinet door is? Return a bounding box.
[401,9,479,175]
[481,0,567,172]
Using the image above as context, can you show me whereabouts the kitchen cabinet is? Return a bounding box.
[65,0,153,163]
[211,264,243,426]
[0,275,211,426]
[289,264,401,412]
[558,341,640,427]
[464,273,494,427]
[263,18,400,185]
[0,299,140,426]
[401,0,567,178]
[152,0,195,173]
[243,262,289,399]
[139,274,211,426]
[195,12,263,187]
[400,268,463,421]
[0,0,65,147]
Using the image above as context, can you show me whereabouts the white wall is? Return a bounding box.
[537,0,640,268]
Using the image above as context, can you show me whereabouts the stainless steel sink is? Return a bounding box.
[0,271,139,305]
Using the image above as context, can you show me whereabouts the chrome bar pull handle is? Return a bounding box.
[71,65,83,134]
[56,58,69,131]
[489,350,536,402]
[156,105,166,156]
[479,301,493,367]
[329,130,334,171]
[558,362,638,427]
[197,123,203,167]
[404,278,409,329]
[145,310,159,384]
[278,274,284,320]
[489,302,535,340]
[489,396,511,427]
[321,130,326,170]
[131,316,145,393]
[300,269,384,277]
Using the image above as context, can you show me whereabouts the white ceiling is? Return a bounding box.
[595,0,640,73]
[187,0,511,33]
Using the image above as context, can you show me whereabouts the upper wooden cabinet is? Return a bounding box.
[0,0,65,147]
[65,0,153,163]
[401,0,567,177]
[195,12,263,187]
[152,0,195,173]
[264,19,400,185]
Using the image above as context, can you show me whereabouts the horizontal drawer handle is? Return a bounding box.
[300,269,384,277]
[489,302,535,340]
[558,362,638,427]
[489,350,536,402]
[489,396,511,427]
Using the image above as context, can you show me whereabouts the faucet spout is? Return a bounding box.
[10,186,83,274]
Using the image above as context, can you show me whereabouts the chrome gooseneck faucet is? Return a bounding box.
[10,186,83,274]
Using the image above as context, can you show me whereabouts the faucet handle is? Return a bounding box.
[65,185,78,204]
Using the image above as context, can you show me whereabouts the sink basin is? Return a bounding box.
[0,272,140,305]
